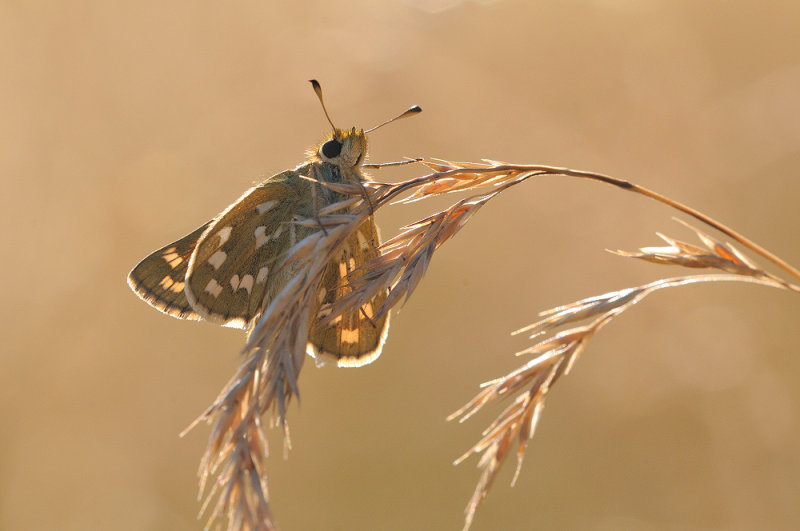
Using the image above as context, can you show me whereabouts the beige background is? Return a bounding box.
[2,1,799,530]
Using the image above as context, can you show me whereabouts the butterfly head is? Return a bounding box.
[316,127,368,168]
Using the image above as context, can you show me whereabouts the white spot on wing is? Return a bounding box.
[356,230,370,251]
[162,252,182,268]
[170,281,185,293]
[208,250,227,270]
[271,225,283,240]
[256,266,269,284]
[255,226,269,248]
[217,226,233,246]
[230,274,240,290]
[256,200,278,215]
[239,274,254,295]
[204,279,223,297]
[341,328,360,344]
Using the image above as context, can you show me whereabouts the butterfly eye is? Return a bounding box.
[321,139,342,159]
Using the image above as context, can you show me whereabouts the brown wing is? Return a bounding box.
[308,218,390,367]
[127,222,211,322]
[184,169,313,329]
[130,159,390,365]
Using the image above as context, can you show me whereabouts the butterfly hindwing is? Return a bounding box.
[127,222,211,322]
[309,218,390,367]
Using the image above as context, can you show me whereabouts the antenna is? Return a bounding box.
[309,79,336,130]
[365,105,422,134]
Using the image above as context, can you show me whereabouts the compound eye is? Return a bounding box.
[321,139,342,159]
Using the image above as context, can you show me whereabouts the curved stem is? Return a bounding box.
[530,164,800,283]
[389,163,800,284]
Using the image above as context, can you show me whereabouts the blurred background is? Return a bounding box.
[2,1,799,529]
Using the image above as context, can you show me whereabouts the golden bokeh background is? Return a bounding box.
[3,1,799,530]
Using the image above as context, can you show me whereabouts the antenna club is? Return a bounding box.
[310,79,336,131]
[365,104,423,134]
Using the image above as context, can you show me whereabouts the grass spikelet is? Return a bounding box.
[183,158,799,531]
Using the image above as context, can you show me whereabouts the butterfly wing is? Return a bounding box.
[308,217,390,367]
[130,160,390,366]
[127,222,211,322]
[184,169,312,329]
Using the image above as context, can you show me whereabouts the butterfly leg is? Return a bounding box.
[355,180,375,216]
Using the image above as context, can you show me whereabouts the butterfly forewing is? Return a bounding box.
[127,222,211,322]
[184,169,319,328]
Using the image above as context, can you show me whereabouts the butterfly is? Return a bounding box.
[128,80,421,367]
